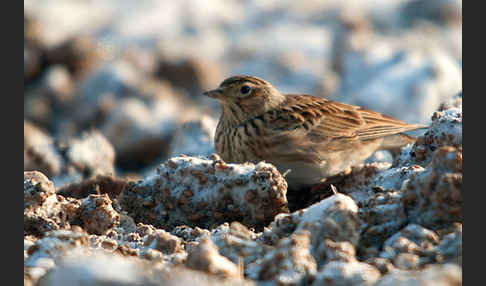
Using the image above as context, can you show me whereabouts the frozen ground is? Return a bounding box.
[24,1,461,285]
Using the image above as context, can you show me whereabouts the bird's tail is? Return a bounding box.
[380,133,421,153]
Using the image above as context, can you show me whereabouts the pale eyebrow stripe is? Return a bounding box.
[220,76,267,87]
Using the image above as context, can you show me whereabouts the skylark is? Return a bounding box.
[204,75,427,189]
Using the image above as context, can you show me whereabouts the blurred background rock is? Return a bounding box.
[24,0,462,186]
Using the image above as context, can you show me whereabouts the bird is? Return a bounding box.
[204,75,427,189]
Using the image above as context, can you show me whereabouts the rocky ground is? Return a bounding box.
[24,1,461,285]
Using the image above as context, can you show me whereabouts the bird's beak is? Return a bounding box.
[203,88,223,99]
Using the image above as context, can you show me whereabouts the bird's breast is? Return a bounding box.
[214,123,263,164]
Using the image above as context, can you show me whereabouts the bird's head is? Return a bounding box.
[204,75,285,124]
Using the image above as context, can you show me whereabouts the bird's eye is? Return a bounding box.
[240,85,251,95]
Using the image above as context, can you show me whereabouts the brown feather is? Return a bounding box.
[264,94,427,144]
[209,75,428,188]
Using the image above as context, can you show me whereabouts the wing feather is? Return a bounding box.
[264,94,427,142]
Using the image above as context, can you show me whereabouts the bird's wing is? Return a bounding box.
[261,94,426,149]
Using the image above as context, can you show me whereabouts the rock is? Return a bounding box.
[24,44,43,82]
[24,121,64,177]
[330,161,395,207]
[264,194,359,266]
[402,146,462,229]
[408,107,462,164]
[120,48,159,76]
[393,253,420,270]
[156,56,224,96]
[79,194,120,235]
[25,123,116,185]
[24,171,79,236]
[153,266,257,286]
[24,93,53,130]
[37,249,152,286]
[25,230,89,268]
[102,224,189,265]
[24,171,123,237]
[186,237,240,279]
[312,260,381,286]
[42,248,256,286]
[380,224,439,269]
[318,239,357,263]
[358,187,409,251]
[435,223,462,265]
[100,97,178,171]
[117,214,137,234]
[64,131,116,177]
[375,264,461,286]
[208,222,273,268]
[41,65,75,108]
[119,155,288,230]
[75,60,141,105]
[367,258,395,275]
[143,229,184,255]
[25,237,37,261]
[25,267,49,286]
[24,65,75,130]
[24,11,46,82]
[68,60,183,140]
[24,171,56,210]
[400,0,462,26]
[24,65,76,132]
[168,115,217,158]
[44,35,102,79]
[246,231,317,285]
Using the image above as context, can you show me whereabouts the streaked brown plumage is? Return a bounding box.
[204,75,427,189]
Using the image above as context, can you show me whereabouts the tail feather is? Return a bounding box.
[380,133,418,150]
